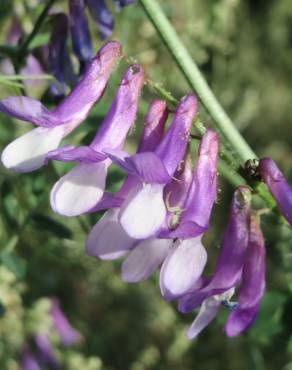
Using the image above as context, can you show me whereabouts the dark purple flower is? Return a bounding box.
[87,0,114,39]
[69,0,93,70]
[34,334,59,368]
[259,157,292,225]
[113,0,136,11]
[0,41,121,172]
[48,64,145,216]
[86,99,168,260]
[50,298,81,347]
[19,348,41,370]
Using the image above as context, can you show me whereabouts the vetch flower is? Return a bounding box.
[48,64,144,216]
[19,347,41,370]
[121,130,218,300]
[106,94,198,239]
[259,157,292,225]
[0,41,121,172]
[178,186,265,339]
[86,99,168,260]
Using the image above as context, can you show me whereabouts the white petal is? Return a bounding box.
[186,298,220,339]
[122,238,172,283]
[160,237,207,298]
[119,183,166,239]
[1,126,64,172]
[86,208,135,260]
[50,160,109,216]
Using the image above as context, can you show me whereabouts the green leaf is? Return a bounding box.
[0,250,26,279]
[30,213,73,239]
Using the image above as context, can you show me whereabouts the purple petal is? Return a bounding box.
[88,192,125,212]
[91,64,144,151]
[186,297,221,339]
[119,183,167,238]
[225,215,266,336]
[179,186,251,313]
[69,0,93,66]
[105,149,171,184]
[50,160,110,216]
[1,126,64,172]
[87,0,114,39]
[19,348,41,370]
[114,0,136,11]
[155,95,198,176]
[160,237,207,300]
[50,298,81,346]
[0,96,56,127]
[121,238,172,282]
[137,100,168,152]
[259,157,292,225]
[34,334,58,367]
[86,208,136,260]
[46,145,106,164]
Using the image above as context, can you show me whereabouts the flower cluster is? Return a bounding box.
[0,41,291,340]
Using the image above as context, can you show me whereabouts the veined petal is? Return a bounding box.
[86,208,135,260]
[50,160,109,216]
[91,64,144,151]
[186,297,220,339]
[87,0,114,39]
[1,126,64,172]
[0,96,56,127]
[120,183,167,239]
[259,157,292,225]
[46,145,106,164]
[160,237,207,300]
[155,95,197,176]
[122,238,172,282]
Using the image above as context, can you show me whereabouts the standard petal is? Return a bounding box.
[121,238,172,282]
[155,95,197,176]
[160,237,207,300]
[46,145,106,164]
[119,183,167,239]
[50,160,109,216]
[1,126,64,172]
[186,298,220,339]
[86,208,135,260]
[259,157,292,225]
[0,96,56,127]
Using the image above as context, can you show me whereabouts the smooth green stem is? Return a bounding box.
[139,0,257,166]
[17,0,56,58]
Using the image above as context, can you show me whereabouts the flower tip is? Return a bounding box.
[259,157,280,181]
[179,94,198,113]
[234,186,252,209]
[93,40,122,64]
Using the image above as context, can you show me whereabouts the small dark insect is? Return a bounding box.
[131,65,141,74]
[245,158,261,181]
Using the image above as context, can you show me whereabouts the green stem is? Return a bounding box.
[139,0,256,165]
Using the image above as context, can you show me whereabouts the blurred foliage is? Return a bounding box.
[0,0,292,369]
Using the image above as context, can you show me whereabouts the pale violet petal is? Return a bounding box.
[1,126,64,172]
[119,183,166,239]
[50,160,109,216]
[160,237,207,299]
[186,297,220,339]
[121,238,172,283]
[86,208,136,260]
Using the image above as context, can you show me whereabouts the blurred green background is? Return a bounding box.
[0,0,292,369]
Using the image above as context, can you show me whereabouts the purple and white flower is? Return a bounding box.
[48,63,145,216]
[0,41,122,172]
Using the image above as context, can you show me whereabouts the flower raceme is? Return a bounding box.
[178,187,266,339]
[106,94,198,239]
[48,63,145,217]
[0,41,122,173]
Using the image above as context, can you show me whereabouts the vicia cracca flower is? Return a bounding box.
[0,41,121,173]
[48,63,144,216]
[106,94,198,239]
[178,186,266,338]
[259,157,292,225]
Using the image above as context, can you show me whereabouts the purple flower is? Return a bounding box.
[113,0,136,11]
[259,157,292,225]
[87,0,114,39]
[20,348,41,370]
[86,99,168,260]
[50,298,81,347]
[178,187,265,339]
[0,41,121,172]
[122,130,219,299]
[106,94,198,239]
[48,64,144,216]
[34,334,59,368]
